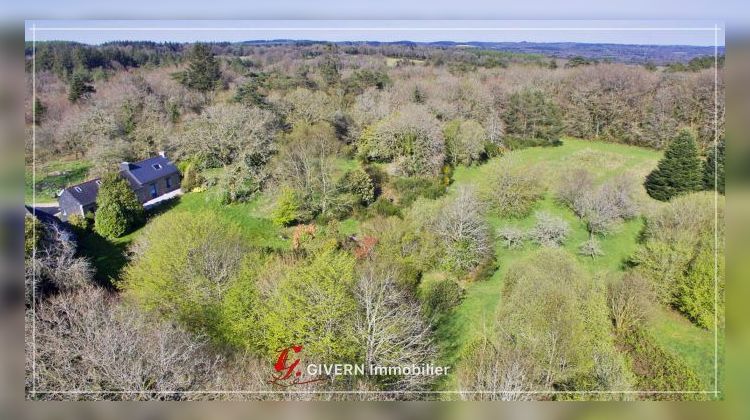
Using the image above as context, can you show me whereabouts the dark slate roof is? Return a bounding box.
[62,178,101,206]
[120,155,179,186]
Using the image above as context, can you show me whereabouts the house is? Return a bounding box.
[118,152,181,204]
[57,152,181,219]
[57,178,102,220]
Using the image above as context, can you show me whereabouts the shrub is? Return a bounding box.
[529,211,570,247]
[607,272,654,334]
[67,214,91,232]
[338,168,375,205]
[420,276,463,319]
[481,162,545,218]
[271,187,305,227]
[370,196,401,218]
[443,119,487,166]
[181,163,204,191]
[393,176,447,207]
[94,173,144,238]
[578,237,604,258]
[497,226,526,249]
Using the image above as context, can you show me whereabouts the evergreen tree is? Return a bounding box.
[503,88,563,144]
[33,98,46,124]
[645,129,703,201]
[67,72,95,103]
[703,138,725,194]
[178,43,222,92]
[94,173,145,238]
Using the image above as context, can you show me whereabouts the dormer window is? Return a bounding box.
[74,187,82,193]
[95,180,102,186]
[152,163,162,170]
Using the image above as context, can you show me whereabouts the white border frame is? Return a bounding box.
[28,21,723,399]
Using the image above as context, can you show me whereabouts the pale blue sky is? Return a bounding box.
[25,20,725,46]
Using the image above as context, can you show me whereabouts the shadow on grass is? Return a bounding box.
[77,231,131,289]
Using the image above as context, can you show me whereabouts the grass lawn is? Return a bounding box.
[648,308,724,393]
[25,159,91,203]
[78,190,288,285]
[432,137,662,388]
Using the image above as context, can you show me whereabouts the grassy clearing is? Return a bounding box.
[78,191,288,284]
[385,57,426,67]
[433,137,662,384]
[25,159,91,203]
[648,308,724,392]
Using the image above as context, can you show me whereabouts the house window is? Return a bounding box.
[166,176,172,189]
[152,163,162,170]
[95,180,102,186]
[150,183,157,198]
[74,187,82,193]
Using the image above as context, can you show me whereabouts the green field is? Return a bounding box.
[25,159,92,203]
[74,137,719,395]
[433,137,669,387]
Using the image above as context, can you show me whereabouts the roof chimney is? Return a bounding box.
[119,162,130,171]
[158,150,166,158]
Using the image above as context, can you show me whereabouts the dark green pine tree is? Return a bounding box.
[67,72,95,103]
[703,138,725,194]
[180,43,222,92]
[94,173,145,238]
[645,129,703,201]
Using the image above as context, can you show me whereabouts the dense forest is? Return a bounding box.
[25,40,725,400]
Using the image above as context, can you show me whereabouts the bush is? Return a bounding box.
[393,176,447,207]
[271,187,306,227]
[181,163,204,191]
[370,196,401,218]
[67,214,91,232]
[607,272,653,334]
[94,173,145,238]
[338,168,375,205]
[578,237,604,258]
[420,276,463,319]
[497,226,526,249]
[481,162,545,218]
[529,211,570,247]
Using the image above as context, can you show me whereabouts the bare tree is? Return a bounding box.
[432,187,492,274]
[354,261,436,391]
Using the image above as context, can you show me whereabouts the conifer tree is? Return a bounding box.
[645,129,703,201]
[178,43,222,92]
[94,173,145,238]
[703,138,725,194]
[67,72,95,103]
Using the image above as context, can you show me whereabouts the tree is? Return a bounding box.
[431,187,492,274]
[178,104,276,168]
[703,138,725,194]
[29,285,226,399]
[645,129,703,201]
[261,248,360,362]
[443,119,487,166]
[177,43,222,92]
[354,261,435,390]
[123,212,247,335]
[33,98,46,124]
[503,88,562,144]
[94,173,145,238]
[67,71,95,103]
[271,187,305,226]
[481,161,545,218]
[528,211,570,247]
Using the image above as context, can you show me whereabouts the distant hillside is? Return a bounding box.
[241,39,723,64]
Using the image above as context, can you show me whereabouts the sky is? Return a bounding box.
[24,20,725,47]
